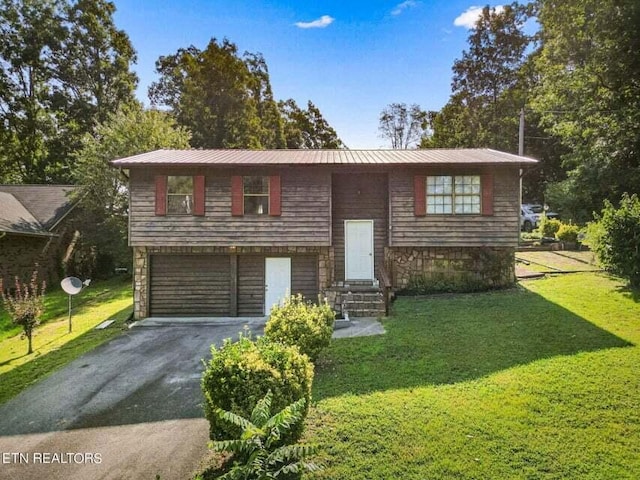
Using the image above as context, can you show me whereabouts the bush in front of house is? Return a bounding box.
[264,294,335,362]
[590,193,640,288]
[211,390,320,480]
[201,332,314,444]
[537,214,562,238]
[555,223,580,244]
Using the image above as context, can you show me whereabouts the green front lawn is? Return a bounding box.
[307,273,640,479]
[0,277,132,404]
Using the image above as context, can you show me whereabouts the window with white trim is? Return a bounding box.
[167,176,193,214]
[426,175,481,214]
[243,176,269,215]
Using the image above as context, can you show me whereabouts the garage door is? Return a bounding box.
[149,255,230,316]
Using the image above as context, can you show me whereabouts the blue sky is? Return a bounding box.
[112,1,503,148]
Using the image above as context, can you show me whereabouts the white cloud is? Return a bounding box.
[391,0,418,16]
[295,15,335,29]
[454,5,504,29]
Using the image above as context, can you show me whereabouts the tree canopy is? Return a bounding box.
[426,4,532,152]
[532,0,640,221]
[280,99,344,149]
[424,0,640,211]
[0,0,137,183]
[378,103,428,149]
[149,38,343,150]
[72,103,191,275]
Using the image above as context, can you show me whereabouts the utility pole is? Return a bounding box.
[518,107,525,246]
[519,107,525,156]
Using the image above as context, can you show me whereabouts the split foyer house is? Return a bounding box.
[111,149,536,319]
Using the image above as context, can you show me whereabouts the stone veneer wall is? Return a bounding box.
[385,246,515,291]
[133,245,333,319]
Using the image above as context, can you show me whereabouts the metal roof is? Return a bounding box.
[0,185,78,234]
[110,148,538,167]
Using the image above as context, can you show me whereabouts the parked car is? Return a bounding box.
[521,203,559,232]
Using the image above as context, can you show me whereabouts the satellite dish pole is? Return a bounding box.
[60,277,91,333]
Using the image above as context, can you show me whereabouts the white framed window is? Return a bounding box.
[243,176,269,215]
[167,176,193,214]
[426,175,481,214]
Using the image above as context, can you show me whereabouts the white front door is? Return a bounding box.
[345,220,374,281]
[265,257,291,315]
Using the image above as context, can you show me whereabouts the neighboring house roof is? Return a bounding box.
[110,148,538,167]
[0,185,78,236]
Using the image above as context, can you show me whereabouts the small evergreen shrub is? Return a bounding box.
[201,332,313,443]
[555,223,579,243]
[591,193,640,287]
[538,215,562,238]
[265,294,335,362]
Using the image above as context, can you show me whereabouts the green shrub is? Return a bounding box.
[0,271,46,355]
[265,294,335,362]
[591,193,640,287]
[211,390,320,480]
[555,223,580,243]
[584,220,606,250]
[538,215,562,238]
[400,274,486,295]
[201,333,313,443]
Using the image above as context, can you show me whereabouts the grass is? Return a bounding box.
[305,273,640,479]
[0,277,132,404]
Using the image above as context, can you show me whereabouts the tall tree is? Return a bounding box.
[150,38,343,150]
[244,52,286,149]
[424,2,566,201]
[0,0,65,183]
[150,39,267,149]
[280,99,344,149]
[73,103,191,275]
[378,103,428,149]
[532,0,640,221]
[427,3,532,151]
[0,0,137,183]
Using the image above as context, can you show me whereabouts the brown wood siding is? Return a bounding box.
[291,255,319,302]
[332,174,388,282]
[238,256,264,316]
[129,168,331,247]
[149,254,230,316]
[389,167,520,247]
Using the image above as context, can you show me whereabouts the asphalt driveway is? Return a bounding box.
[0,318,265,480]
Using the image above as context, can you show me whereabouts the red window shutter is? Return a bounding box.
[269,175,281,216]
[481,173,494,216]
[155,175,167,216]
[414,175,426,216]
[231,176,244,216]
[193,175,205,216]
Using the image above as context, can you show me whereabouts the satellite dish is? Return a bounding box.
[61,277,83,295]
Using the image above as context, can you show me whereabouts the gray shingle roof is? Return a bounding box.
[0,192,49,236]
[0,185,78,235]
[110,148,538,167]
